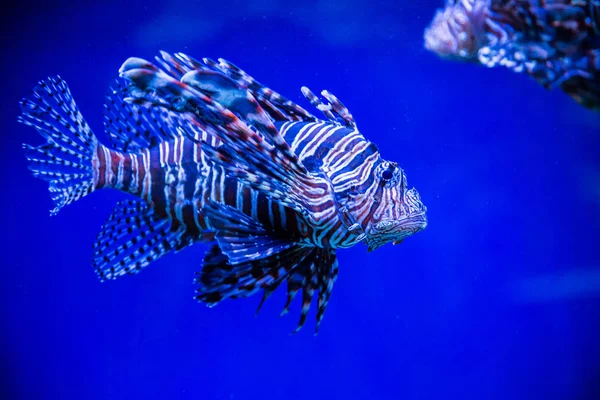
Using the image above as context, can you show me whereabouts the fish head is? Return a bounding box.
[423,0,489,61]
[361,160,428,252]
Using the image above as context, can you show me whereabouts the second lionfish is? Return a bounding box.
[424,0,600,110]
[19,52,428,333]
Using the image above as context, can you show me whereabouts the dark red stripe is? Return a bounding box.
[93,145,107,189]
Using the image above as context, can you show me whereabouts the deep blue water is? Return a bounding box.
[2,1,600,399]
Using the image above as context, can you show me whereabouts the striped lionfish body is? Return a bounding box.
[20,52,427,333]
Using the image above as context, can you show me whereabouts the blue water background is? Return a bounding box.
[1,1,599,399]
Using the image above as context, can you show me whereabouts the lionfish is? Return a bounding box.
[424,0,600,110]
[19,52,427,333]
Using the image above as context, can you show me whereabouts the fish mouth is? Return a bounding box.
[364,187,428,251]
[393,213,428,244]
[366,212,428,251]
[373,212,428,237]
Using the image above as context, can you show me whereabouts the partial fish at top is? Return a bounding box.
[424,0,600,111]
[19,51,427,333]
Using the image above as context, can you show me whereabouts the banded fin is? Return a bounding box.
[93,200,211,280]
[183,54,317,123]
[103,77,215,153]
[202,200,296,265]
[119,54,308,178]
[119,55,336,221]
[300,87,357,129]
[199,130,334,223]
[153,50,189,81]
[118,57,227,121]
[154,53,321,171]
[19,76,98,215]
[200,56,356,128]
[196,243,339,334]
[151,51,317,123]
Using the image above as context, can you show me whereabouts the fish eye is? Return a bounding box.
[379,163,398,185]
[382,169,394,181]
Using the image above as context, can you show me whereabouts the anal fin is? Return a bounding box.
[93,200,206,280]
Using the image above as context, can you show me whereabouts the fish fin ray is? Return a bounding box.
[92,200,206,280]
[119,55,335,219]
[203,200,296,265]
[19,76,98,215]
[196,243,338,333]
[204,56,318,123]
[201,140,332,222]
[103,77,211,152]
[300,86,357,128]
[157,51,317,123]
[120,54,305,169]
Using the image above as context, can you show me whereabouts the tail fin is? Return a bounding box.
[19,77,98,215]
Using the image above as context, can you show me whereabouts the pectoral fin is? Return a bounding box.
[196,243,339,334]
